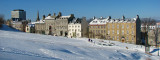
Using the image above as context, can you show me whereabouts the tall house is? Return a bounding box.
[68,17,88,38]
[11,9,26,21]
[89,17,108,39]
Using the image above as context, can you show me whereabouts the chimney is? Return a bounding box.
[48,13,51,16]
[42,15,45,20]
[53,13,56,16]
[93,16,95,19]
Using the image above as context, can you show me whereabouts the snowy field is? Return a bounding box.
[0,25,160,60]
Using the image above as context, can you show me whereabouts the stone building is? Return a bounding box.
[68,17,88,38]
[35,20,45,34]
[44,12,75,36]
[34,12,75,36]
[12,20,30,32]
[89,15,141,44]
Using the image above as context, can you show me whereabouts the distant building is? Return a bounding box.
[148,30,156,46]
[11,9,26,21]
[12,20,30,32]
[68,17,88,38]
[25,22,35,33]
[89,15,141,44]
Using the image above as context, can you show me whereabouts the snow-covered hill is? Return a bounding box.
[0,25,160,60]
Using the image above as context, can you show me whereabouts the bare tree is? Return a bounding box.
[141,18,157,47]
[0,15,4,27]
[141,18,156,27]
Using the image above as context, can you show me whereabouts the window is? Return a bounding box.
[132,25,134,28]
[90,30,92,32]
[77,33,79,36]
[117,25,119,28]
[122,25,124,29]
[132,31,134,34]
[112,25,114,28]
[117,30,119,34]
[127,25,129,28]
[117,36,119,40]
[112,36,114,40]
[104,30,106,33]
[72,29,74,31]
[127,31,129,34]
[98,30,100,33]
[108,31,110,34]
[108,25,110,29]
[126,37,128,41]
[112,30,114,34]
[104,25,106,28]
[132,37,134,41]
[101,26,103,28]
[122,30,124,35]
[98,26,100,28]
[101,30,103,33]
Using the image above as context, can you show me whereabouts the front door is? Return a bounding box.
[60,31,63,36]
[121,38,125,43]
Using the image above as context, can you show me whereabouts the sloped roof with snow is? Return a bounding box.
[45,16,56,20]
[89,18,109,25]
[89,17,137,25]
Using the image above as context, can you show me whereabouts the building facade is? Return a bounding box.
[35,21,45,34]
[89,15,141,44]
[68,17,88,38]
[25,23,35,33]
[34,12,75,36]
[11,9,26,21]
[89,17,107,39]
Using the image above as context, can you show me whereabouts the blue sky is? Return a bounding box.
[0,0,160,21]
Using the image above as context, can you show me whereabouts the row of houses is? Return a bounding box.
[7,9,160,45]
[26,13,141,44]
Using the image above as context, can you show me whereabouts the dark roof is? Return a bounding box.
[13,9,24,11]
[72,18,82,23]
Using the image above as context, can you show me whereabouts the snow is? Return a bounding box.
[60,16,70,18]
[45,16,55,20]
[89,18,108,25]
[0,25,160,60]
